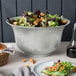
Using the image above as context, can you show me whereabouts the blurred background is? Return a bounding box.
[0,0,76,42]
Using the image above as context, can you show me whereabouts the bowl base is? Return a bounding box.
[22,52,52,58]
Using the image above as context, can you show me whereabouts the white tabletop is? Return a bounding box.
[0,42,76,76]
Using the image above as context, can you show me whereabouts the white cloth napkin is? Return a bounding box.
[0,73,4,76]
[8,66,35,76]
[0,66,76,76]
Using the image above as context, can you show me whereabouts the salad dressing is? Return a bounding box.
[67,23,76,58]
[67,46,76,58]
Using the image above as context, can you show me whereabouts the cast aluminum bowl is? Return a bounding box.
[6,17,70,57]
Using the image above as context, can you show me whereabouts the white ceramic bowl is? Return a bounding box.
[6,17,70,57]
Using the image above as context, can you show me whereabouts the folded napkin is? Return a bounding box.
[0,66,76,76]
[0,73,4,76]
[8,66,35,76]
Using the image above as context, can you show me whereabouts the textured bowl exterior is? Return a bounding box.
[6,17,70,57]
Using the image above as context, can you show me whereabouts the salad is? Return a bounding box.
[41,60,76,76]
[7,10,67,27]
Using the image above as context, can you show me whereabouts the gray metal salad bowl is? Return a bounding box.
[6,17,70,57]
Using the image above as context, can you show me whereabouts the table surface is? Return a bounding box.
[0,42,76,76]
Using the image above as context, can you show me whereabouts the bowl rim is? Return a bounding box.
[6,16,70,29]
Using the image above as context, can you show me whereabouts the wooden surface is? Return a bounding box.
[17,0,31,16]
[0,42,76,76]
[0,0,2,41]
[32,0,46,12]
[0,13,2,42]
[1,0,16,42]
[48,0,61,15]
[0,0,76,42]
[62,0,75,41]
